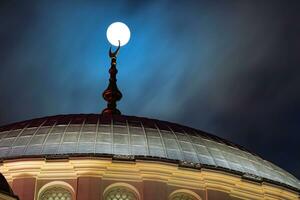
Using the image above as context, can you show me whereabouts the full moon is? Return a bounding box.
[106,22,130,47]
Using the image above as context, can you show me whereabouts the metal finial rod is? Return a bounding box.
[102,41,122,115]
[109,40,120,58]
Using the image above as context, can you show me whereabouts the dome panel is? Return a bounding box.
[0,114,299,191]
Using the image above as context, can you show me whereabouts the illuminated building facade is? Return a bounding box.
[0,114,299,200]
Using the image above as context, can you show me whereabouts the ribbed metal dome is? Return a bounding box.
[0,114,299,191]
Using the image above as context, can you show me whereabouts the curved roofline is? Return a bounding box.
[0,113,299,192]
[0,113,257,157]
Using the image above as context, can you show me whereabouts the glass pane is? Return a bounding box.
[25,145,43,155]
[149,147,165,157]
[104,186,137,200]
[114,144,129,155]
[43,144,59,154]
[63,133,79,143]
[170,192,198,200]
[164,139,179,150]
[131,135,145,145]
[66,125,81,133]
[20,128,36,136]
[131,146,147,155]
[182,152,199,163]
[78,143,94,153]
[5,130,20,138]
[59,143,77,153]
[36,127,51,135]
[197,154,216,165]
[113,126,128,134]
[9,147,26,156]
[30,135,46,145]
[0,148,9,157]
[145,128,160,137]
[98,125,111,134]
[180,141,194,152]
[129,127,144,135]
[147,137,163,147]
[161,130,175,139]
[113,134,128,145]
[14,136,31,146]
[0,131,9,139]
[39,187,72,200]
[97,133,111,143]
[81,124,97,132]
[51,126,66,133]
[79,133,96,142]
[95,143,112,154]
[46,134,62,144]
[167,149,182,160]
[0,138,15,147]
[175,133,189,142]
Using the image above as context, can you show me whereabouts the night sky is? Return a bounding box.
[0,1,299,179]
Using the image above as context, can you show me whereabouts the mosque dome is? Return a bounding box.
[1,23,299,200]
[0,114,299,193]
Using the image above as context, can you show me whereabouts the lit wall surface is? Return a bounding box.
[0,158,299,200]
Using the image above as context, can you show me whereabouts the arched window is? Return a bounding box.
[169,189,201,200]
[39,187,72,200]
[38,181,74,200]
[104,183,139,200]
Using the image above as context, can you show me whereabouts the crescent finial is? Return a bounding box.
[109,40,121,58]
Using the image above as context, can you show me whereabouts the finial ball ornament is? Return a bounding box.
[107,22,130,47]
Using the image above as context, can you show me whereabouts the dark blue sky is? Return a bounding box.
[0,0,299,179]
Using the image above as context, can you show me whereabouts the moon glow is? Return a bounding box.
[106,22,130,46]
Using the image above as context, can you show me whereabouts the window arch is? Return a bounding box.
[169,189,201,200]
[37,181,74,200]
[103,183,140,200]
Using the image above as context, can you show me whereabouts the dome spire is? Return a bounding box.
[102,41,122,115]
[102,22,130,115]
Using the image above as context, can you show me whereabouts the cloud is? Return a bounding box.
[0,0,299,179]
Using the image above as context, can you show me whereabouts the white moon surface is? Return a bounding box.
[106,22,130,46]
